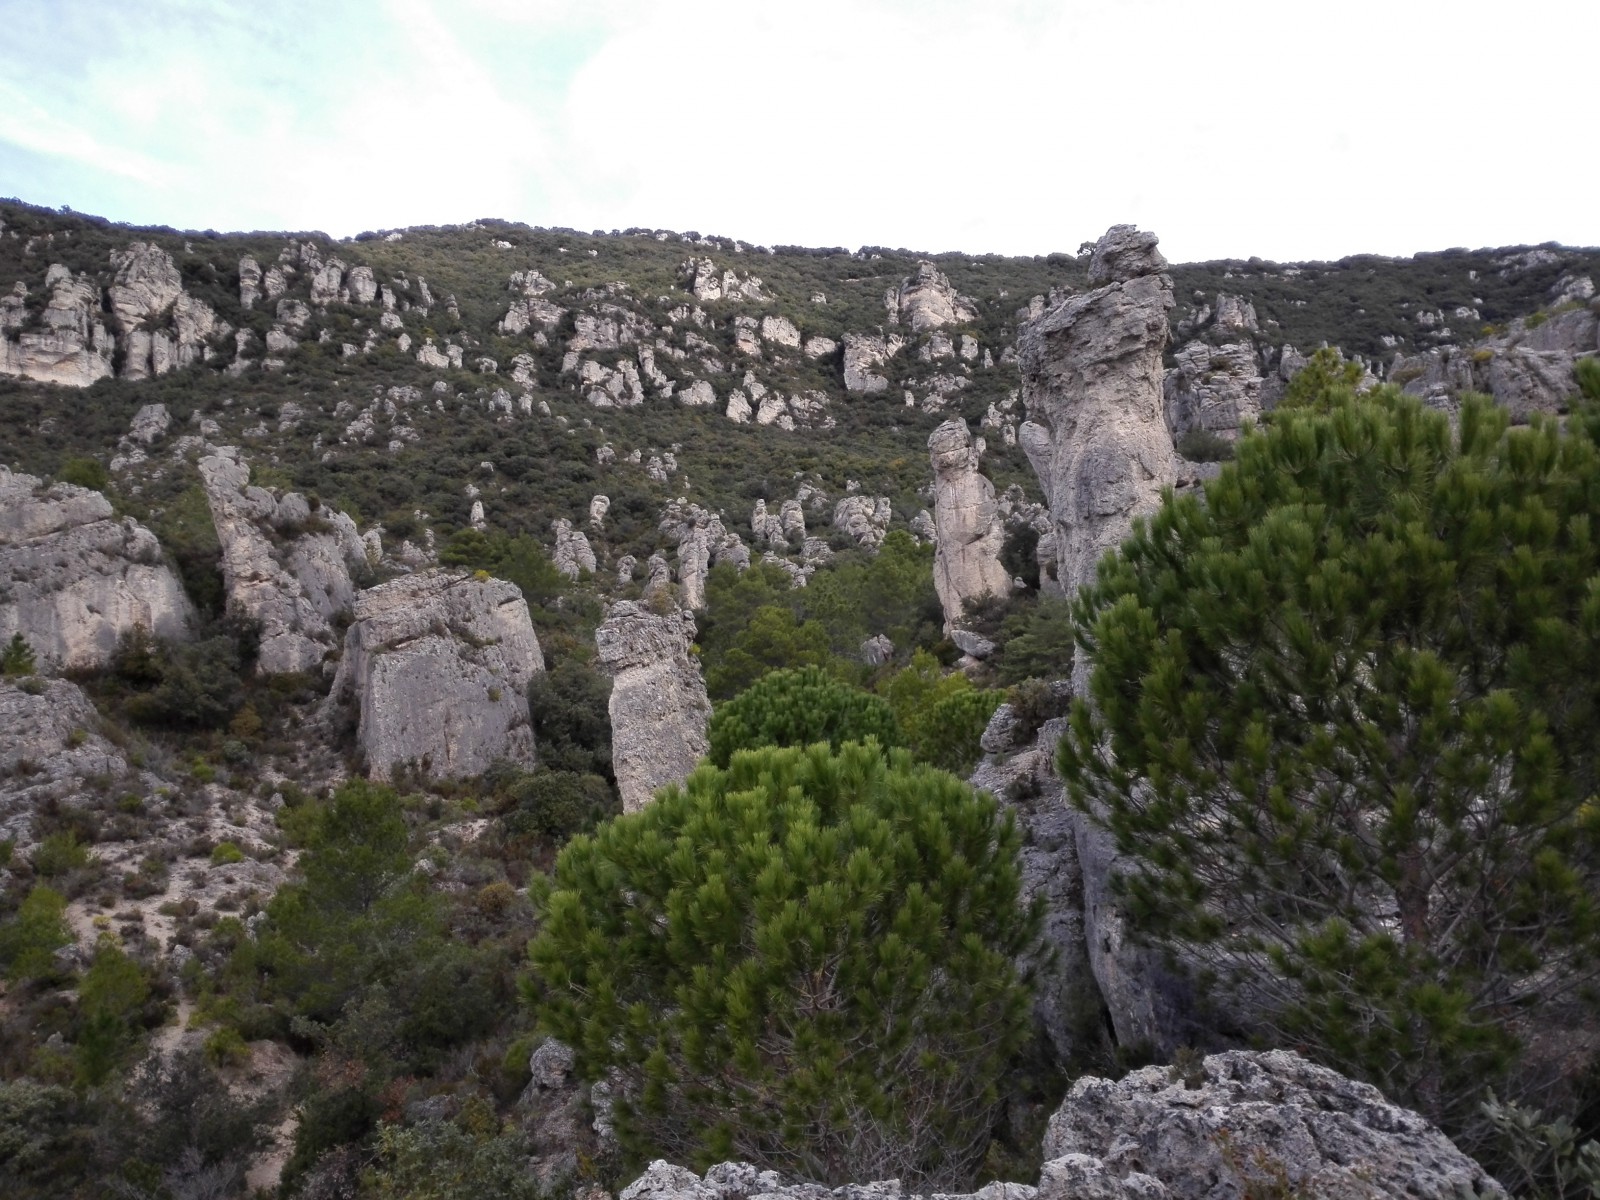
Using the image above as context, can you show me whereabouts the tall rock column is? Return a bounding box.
[1016,225,1192,1056]
[1017,224,1176,599]
[595,601,711,813]
[928,419,1011,630]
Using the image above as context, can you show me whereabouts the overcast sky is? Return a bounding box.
[2,0,1594,264]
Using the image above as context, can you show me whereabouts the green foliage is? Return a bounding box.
[707,666,903,766]
[527,658,614,779]
[1175,427,1236,462]
[74,938,152,1085]
[1061,386,1600,1141]
[1000,524,1041,590]
[441,529,566,611]
[881,650,1004,775]
[209,841,245,865]
[797,531,944,658]
[1277,346,1366,411]
[704,603,838,701]
[991,598,1075,686]
[0,885,72,982]
[1,632,37,677]
[528,741,1038,1190]
[500,770,618,842]
[362,1108,550,1200]
[30,831,89,878]
[113,626,245,730]
[56,457,108,493]
[0,1079,89,1192]
[1482,1091,1600,1200]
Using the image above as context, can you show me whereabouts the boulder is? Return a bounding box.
[761,314,801,347]
[0,676,128,849]
[326,569,544,779]
[0,467,194,671]
[1044,1049,1508,1200]
[198,449,367,675]
[595,601,711,813]
[1018,224,1175,600]
[842,332,903,392]
[928,420,1011,629]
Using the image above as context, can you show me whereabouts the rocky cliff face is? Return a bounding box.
[897,262,979,332]
[327,569,545,779]
[198,448,368,675]
[108,242,225,381]
[0,265,114,386]
[0,467,194,670]
[594,600,711,812]
[928,419,1011,629]
[1018,225,1176,599]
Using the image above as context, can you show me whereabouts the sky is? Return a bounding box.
[1,0,1595,264]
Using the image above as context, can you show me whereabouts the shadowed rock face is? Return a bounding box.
[327,569,545,780]
[0,466,194,670]
[1018,224,1176,600]
[594,600,710,813]
[928,418,1011,629]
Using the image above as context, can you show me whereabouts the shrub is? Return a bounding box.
[528,742,1038,1190]
[502,770,618,841]
[56,457,108,492]
[1061,388,1600,1143]
[707,666,902,766]
[1,632,37,677]
[363,1116,547,1200]
[31,831,90,878]
[0,885,72,982]
[210,841,246,866]
[526,658,613,778]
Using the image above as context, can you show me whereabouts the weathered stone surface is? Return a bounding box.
[1044,1050,1508,1200]
[595,601,711,813]
[552,519,598,579]
[0,676,128,848]
[683,258,765,303]
[0,265,115,386]
[1163,341,1264,443]
[1018,225,1175,599]
[659,502,747,610]
[842,332,903,392]
[0,467,193,670]
[109,242,222,381]
[327,569,544,779]
[761,314,802,347]
[860,634,893,666]
[928,420,1011,628]
[832,495,892,549]
[898,262,978,332]
[198,449,367,675]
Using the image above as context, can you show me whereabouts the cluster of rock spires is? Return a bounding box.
[614,1049,1505,1200]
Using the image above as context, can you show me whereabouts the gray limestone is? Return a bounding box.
[928,420,1010,629]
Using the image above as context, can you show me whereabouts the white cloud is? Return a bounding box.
[0,0,1596,259]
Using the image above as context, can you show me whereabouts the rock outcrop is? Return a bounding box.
[0,676,128,848]
[616,1050,1504,1200]
[897,262,979,332]
[109,242,223,381]
[1045,1049,1508,1200]
[198,449,367,674]
[832,495,892,549]
[659,503,748,610]
[1163,340,1264,444]
[928,420,1011,628]
[842,332,903,393]
[594,601,711,813]
[326,569,544,779]
[0,265,115,386]
[0,467,194,670]
[552,519,598,579]
[1018,225,1176,599]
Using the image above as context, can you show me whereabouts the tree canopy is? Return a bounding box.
[1061,383,1600,1139]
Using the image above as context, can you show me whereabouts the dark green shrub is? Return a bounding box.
[502,770,617,841]
[527,659,613,778]
[56,457,108,492]
[31,831,89,878]
[1175,427,1235,462]
[528,741,1038,1190]
[707,666,902,766]
[1,632,37,677]
[0,886,72,982]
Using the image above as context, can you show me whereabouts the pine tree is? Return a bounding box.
[1060,385,1600,1141]
[1,632,37,677]
[707,666,902,766]
[527,741,1039,1190]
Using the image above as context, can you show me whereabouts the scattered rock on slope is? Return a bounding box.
[594,600,711,813]
[326,569,545,779]
[0,466,194,670]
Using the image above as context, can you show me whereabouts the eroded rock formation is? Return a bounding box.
[928,419,1010,628]
[109,242,223,381]
[327,569,544,779]
[198,448,367,674]
[0,266,114,386]
[897,261,979,332]
[1018,225,1176,599]
[594,601,711,812]
[0,467,193,670]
